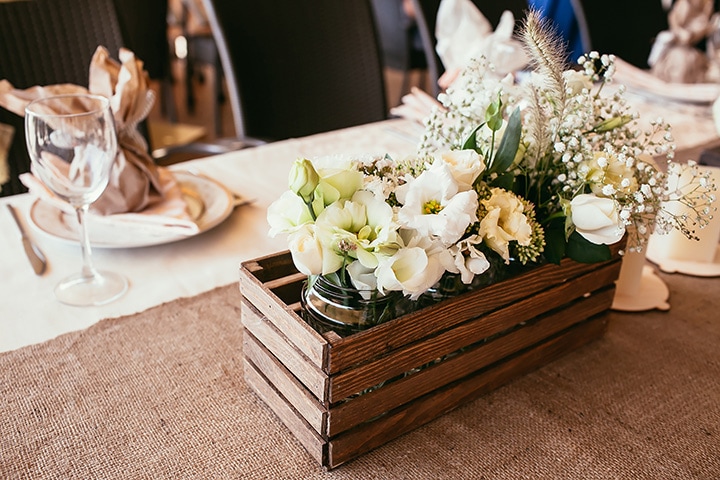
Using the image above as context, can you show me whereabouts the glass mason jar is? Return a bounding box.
[301,275,407,336]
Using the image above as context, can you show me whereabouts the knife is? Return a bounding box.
[6,204,47,275]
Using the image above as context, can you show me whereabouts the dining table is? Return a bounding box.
[1,90,719,478]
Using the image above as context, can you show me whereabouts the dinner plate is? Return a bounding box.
[29,172,234,248]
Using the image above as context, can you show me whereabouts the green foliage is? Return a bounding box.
[489,107,521,175]
[565,231,612,263]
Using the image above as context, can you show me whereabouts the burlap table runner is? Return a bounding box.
[2,271,719,479]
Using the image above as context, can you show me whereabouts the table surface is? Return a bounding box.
[0,93,718,353]
[2,89,720,479]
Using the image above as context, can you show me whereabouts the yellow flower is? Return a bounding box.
[581,152,638,196]
[478,188,532,262]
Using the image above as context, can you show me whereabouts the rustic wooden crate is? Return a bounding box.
[239,248,623,469]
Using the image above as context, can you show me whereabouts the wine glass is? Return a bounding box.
[25,93,128,306]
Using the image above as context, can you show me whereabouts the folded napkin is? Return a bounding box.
[435,0,528,86]
[391,0,527,123]
[389,86,444,124]
[20,168,199,236]
[0,46,198,235]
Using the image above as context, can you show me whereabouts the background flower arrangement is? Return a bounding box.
[267,11,716,330]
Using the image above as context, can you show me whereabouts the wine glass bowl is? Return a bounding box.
[25,93,128,306]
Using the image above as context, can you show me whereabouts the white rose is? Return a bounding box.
[267,190,312,237]
[570,194,626,244]
[287,225,323,275]
[434,149,485,191]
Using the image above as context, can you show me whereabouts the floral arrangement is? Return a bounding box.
[267,11,716,314]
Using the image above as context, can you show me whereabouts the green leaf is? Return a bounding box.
[566,231,612,263]
[543,224,566,265]
[489,107,521,175]
[490,171,515,190]
[461,124,484,151]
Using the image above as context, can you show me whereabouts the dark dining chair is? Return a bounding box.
[0,0,126,197]
[111,0,176,122]
[200,0,387,142]
[412,0,529,97]
[571,0,669,69]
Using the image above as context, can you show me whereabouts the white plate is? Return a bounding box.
[647,244,720,277]
[29,172,234,248]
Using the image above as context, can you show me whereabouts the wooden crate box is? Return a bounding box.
[239,248,623,469]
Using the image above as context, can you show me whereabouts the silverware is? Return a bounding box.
[231,194,256,208]
[181,168,256,208]
[6,204,47,275]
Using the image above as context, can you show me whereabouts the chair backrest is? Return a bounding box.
[111,0,171,83]
[201,0,388,142]
[0,0,126,196]
[412,0,444,97]
[572,0,668,69]
[412,0,528,97]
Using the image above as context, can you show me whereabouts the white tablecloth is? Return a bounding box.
[1,101,717,352]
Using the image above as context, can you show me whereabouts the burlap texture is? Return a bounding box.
[1,271,719,479]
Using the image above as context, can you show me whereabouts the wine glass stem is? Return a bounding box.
[75,204,98,279]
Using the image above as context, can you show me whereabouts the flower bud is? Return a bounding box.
[593,115,632,133]
[289,158,319,202]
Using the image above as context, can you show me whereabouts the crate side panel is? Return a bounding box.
[239,273,327,366]
[244,332,327,433]
[244,359,326,466]
[242,301,328,399]
[241,250,296,283]
[328,262,620,401]
[327,287,614,435]
[326,315,608,469]
[326,258,621,374]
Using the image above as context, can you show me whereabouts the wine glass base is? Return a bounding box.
[55,270,128,307]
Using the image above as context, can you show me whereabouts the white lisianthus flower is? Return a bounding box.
[267,190,312,237]
[287,224,323,275]
[375,234,449,299]
[570,194,626,244]
[444,235,491,284]
[314,191,399,273]
[305,157,364,217]
[396,163,478,245]
[346,260,378,299]
[434,149,485,191]
[478,188,532,263]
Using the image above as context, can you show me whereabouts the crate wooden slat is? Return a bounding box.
[239,248,623,469]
